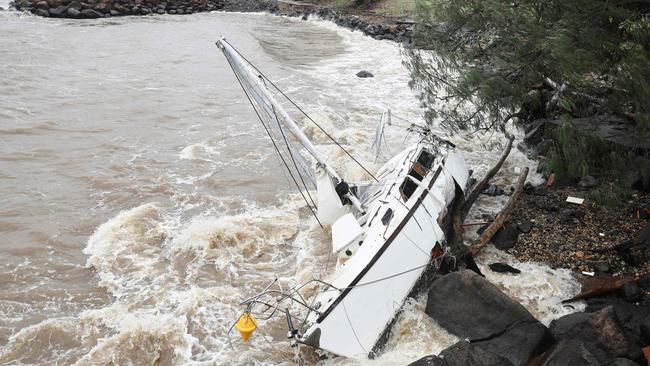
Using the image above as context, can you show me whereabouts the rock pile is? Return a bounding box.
[409,270,650,366]
[12,0,224,17]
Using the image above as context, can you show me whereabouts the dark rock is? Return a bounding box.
[524,183,548,196]
[636,221,650,246]
[491,222,520,250]
[109,8,118,15]
[68,1,81,10]
[640,314,650,345]
[610,358,639,366]
[34,7,49,16]
[407,355,447,366]
[549,306,643,363]
[482,184,505,196]
[80,8,101,17]
[620,282,642,302]
[578,175,600,189]
[35,0,48,8]
[48,5,67,16]
[639,273,650,289]
[586,297,650,348]
[489,263,521,274]
[168,9,175,13]
[594,261,611,274]
[530,339,600,366]
[559,208,585,223]
[440,341,513,366]
[425,271,552,365]
[517,221,533,234]
[66,6,80,16]
[156,8,163,13]
[356,70,374,78]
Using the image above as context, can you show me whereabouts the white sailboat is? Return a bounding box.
[218,37,469,359]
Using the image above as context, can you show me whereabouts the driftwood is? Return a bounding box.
[460,135,515,222]
[563,274,636,303]
[469,167,529,256]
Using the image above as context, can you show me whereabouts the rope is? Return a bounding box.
[224,39,379,182]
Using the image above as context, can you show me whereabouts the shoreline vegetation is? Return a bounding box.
[7,0,649,364]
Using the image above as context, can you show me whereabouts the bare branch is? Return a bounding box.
[469,167,529,256]
[460,135,515,221]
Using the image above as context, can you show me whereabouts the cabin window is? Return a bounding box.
[381,208,393,225]
[400,150,436,201]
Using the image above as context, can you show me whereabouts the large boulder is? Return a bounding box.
[425,270,553,365]
[549,306,644,363]
[528,339,600,366]
[586,297,650,348]
[48,5,67,16]
[490,222,520,250]
[408,341,513,366]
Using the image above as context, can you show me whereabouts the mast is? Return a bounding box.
[216,38,341,182]
[216,37,365,219]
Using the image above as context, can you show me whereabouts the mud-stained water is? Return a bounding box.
[0,9,583,365]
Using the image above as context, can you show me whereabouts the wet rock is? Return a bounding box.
[34,7,49,16]
[156,8,163,13]
[491,222,520,250]
[641,314,650,345]
[66,6,80,16]
[356,70,373,78]
[425,270,552,365]
[620,282,642,302]
[488,262,521,274]
[530,339,600,366]
[482,184,505,196]
[578,175,600,189]
[49,5,67,16]
[109,8,119,15]
[80,8,102,17]
[408,342,514,366]
[35,0,48,8]
[610,358,639,366]
[441,341,513,366]
[517,221,533,234]
[586,297,650,348]
[407,355,447,366]
[549,306,643,363]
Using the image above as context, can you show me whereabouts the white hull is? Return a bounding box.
[300,144,468,358]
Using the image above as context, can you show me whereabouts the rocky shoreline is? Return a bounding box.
[8,0,413,42]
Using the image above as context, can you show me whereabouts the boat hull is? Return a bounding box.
[301,157,463,358]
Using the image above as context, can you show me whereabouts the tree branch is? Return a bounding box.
[469,167,529,256]
[460,135,515,221]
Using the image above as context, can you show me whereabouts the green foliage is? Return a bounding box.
[405,0,650,133]
[545,122,650,206]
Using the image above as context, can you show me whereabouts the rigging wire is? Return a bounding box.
[224,39,379,182]
[267,84,318,209]
[224,54,324,229]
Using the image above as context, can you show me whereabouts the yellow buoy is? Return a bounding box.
[235,312,258,341]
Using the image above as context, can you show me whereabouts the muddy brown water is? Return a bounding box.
[0,8,582,365]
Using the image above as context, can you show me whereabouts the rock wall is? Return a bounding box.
[12,0,224,18]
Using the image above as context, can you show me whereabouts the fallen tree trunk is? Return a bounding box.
[469,167,529,256]
[460,135,515,222]
[563,274,636,303]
